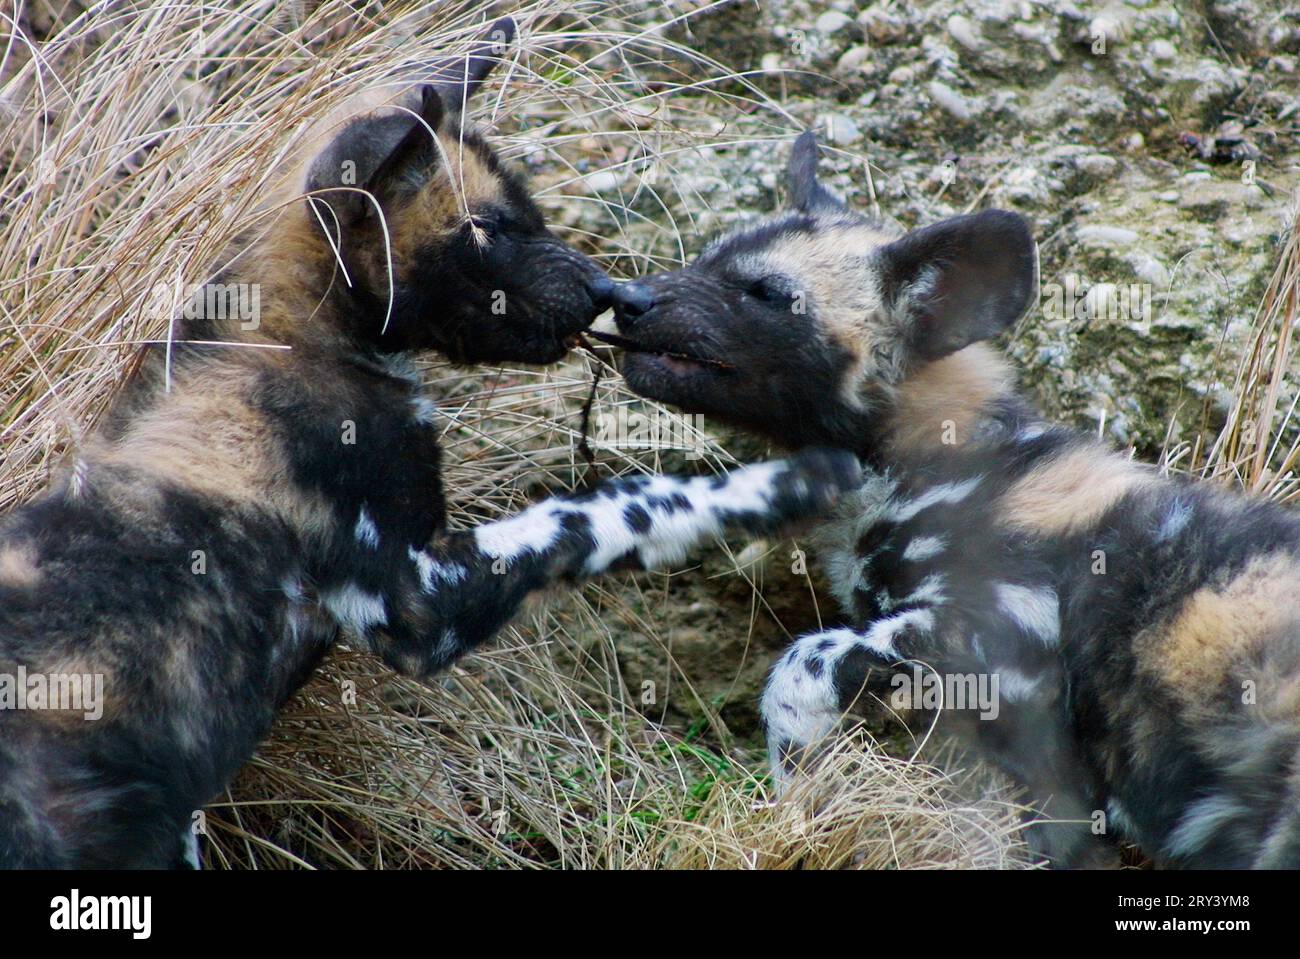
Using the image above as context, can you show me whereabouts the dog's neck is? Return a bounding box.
[104,210,417,450]
[172,210,368,356]
[873,343,1048,469]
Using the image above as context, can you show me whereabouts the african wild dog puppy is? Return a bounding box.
[0,27,860,869]
[603,131,1300,868]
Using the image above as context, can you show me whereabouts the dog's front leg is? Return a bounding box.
[760,614,1113,867]
[760,618,923,793]
[360,448,860,678]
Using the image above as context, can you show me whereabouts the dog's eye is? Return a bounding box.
[746,276,792,304]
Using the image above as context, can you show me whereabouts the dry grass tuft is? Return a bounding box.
[1188,202,1300,501]
[659,735,1031,870]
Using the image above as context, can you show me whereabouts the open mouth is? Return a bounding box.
[584,330,734,374]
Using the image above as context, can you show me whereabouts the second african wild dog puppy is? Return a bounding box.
[604,131,1300,868]
[0,26,860,868]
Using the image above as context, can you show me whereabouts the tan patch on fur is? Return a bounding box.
[758,223,903,408]
[20,656,118,726]
[98,367,270,505]
[392,131,503,259]
[998,447,1154,536]
[0,543,40,588]
[1139,552,1300,710]
[1258,672,1300,723]
[245,218,343,347]
[438,133,503,210]
[887,344,1014,454]
[763,224,895,339]
[93,360,336,542]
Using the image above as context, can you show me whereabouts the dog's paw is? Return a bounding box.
[765,447,863,524]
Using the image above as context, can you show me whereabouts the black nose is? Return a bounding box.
[586,274,616,309]
[611,281,656,318]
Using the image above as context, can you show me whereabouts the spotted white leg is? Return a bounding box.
[351,448,862,678]
[761,607,936,792]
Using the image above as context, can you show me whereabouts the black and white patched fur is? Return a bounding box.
[605,131,1300,869]
[0,30,860,869]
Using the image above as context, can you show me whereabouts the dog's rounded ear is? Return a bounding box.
[302,17,516,228]
[304,83,446,230]
[879,209,1038,361]
[360,86,446,198]
[787,130,846,215]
